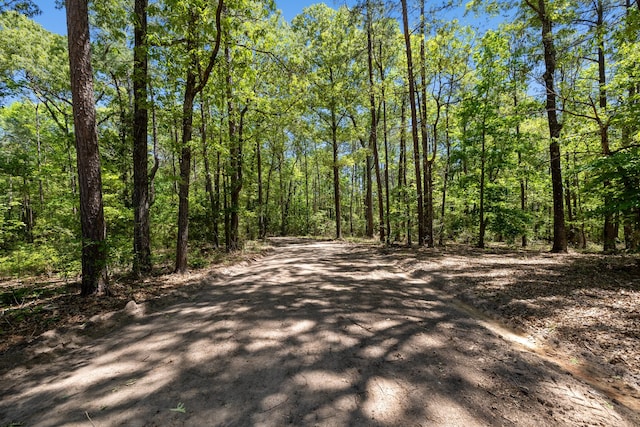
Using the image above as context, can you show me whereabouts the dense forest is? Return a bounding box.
[1,0,639,294]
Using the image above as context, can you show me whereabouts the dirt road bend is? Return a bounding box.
[1,239,638,426]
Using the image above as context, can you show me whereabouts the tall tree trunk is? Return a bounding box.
[513,78,528,248]
[365,152,374,237]
[399,96,410,245]
[332,108,342,239]
[366,4,385,243]
[22,172,33,243]
[478,116,487,249]
[132,0,151,276]
[419,2,435,247]
[380,73,391,243]
[304,147,310,235]
[527,0,567,252]
[200,95,218,246]
[175,70,196,273]
[350,161,355,235]
[174,0,224,271]
[596,0,616,251]
[265,155,275,236]
[225,42,245,251]
[519,152,528,247]
[66,0,108,295]
[214,148,221,248]
[35,103,44,210]
[439,103,451,246]
[257,137,266,239]
[376,39,393,242]
[622,0,640,250]
[148,83,159,208]
[401,0,425,246]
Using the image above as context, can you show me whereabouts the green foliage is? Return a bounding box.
[1,0,639,289]
[0,243,60,277]
[583,147,640,216]
[488,205,531,243]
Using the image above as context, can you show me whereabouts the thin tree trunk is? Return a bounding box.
[257,137,266,239]
[265,154,275,236]
[35,103,44,209]
[200,95,218,246]
[366,4,385,243]
[596,0,616,251]
[380,82,391,243]
[332,108,341,239]
[304,147,310,235]
[149,83,160,207]
[349,162,355,236]
[214,148,221,248]
[175,70,196,273]
[65,121,78,215]
[399,96,410,245]
[419,3,435,247]
[175,0,224,271]
[439,103,451,246]
[225,42,245,251]
[478,117,487,249]
[519,151,528,247]
[401,0,425,246]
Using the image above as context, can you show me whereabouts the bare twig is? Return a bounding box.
[85,411,97,427]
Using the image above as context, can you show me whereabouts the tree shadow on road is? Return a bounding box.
[1,241,637,426]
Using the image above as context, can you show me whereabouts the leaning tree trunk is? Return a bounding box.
[66,0,108,295]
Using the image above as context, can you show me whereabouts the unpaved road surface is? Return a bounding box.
[1,239,638,426]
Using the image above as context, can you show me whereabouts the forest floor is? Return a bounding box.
[0,238,639,426]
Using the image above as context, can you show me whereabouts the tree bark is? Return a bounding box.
[419,2,435,248]
[332,107,342,239]
[175,69,195,273]
[398,96,410,245]
[174,0,224,272]
[439,102,452,246]
[400,0,425,246]
[132,0,151,276]
[366,3,385,243]
[224,42,245,251]
[200,95,219,246]
[257,136,266,239]
[596,0,616,251]
[527,0,567,252]
[478,115,487,249]
[378,54,391,243]
[66,0,108,295]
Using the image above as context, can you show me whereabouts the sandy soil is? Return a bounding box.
[1,238,638,426]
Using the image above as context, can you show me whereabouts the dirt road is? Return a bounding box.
[1,239,638,426]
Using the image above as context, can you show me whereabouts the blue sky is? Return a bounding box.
[32,1,499,38]
[33,1,353,35]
